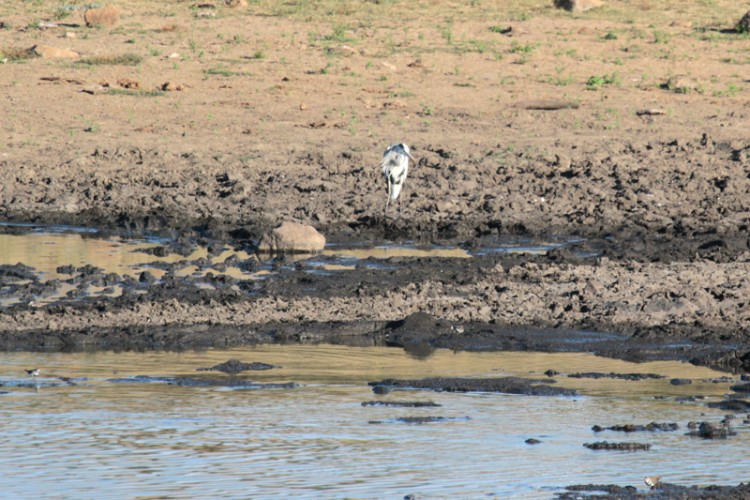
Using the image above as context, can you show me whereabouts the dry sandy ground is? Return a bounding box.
[2,1,750,371]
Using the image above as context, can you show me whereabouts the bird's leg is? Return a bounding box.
[385,179,392,217]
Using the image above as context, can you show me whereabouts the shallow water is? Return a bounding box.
[0,345,746,499]
[0,225,582,307]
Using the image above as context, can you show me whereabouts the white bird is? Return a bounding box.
[381,143,415,216]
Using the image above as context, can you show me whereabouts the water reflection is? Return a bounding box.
[0,346,746,498]
[0,227,585,308]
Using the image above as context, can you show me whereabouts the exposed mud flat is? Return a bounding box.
[3,0,750,371]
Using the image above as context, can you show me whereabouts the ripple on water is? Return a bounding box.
[0,346,747,498]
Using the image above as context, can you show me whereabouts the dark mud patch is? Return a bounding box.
[361,401,441,407]
[592,423,679,433]
[583,441,651,451]
[196,359,280,375]
[557,482,750,499]
[368,416,470,425]
[368,376,577,396]
[567,372,666,381]
[106,375,299,389]
[707,399,750,411]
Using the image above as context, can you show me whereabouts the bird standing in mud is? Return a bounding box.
[381,143,415,217]
[25,368,40,378]
[644,475,662,490]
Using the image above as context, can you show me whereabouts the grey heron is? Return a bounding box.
[381,143,415,216]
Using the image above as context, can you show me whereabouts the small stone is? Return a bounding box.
[553,0,604,12]
[30,44,80,60]
[84,5,120,29]
[670,378,692,386]
[525,438,542,445]
[117,78,140,90]
[299,103,307,110]
[167,52,180,59]
[227,0,248,7]
[161,81,184,91]
[64,31,76,39]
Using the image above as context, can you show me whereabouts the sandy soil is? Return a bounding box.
[2,1,750,371]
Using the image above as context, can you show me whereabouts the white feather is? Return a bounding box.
[381,143,413,201]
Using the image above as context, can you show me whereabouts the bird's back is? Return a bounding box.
[381,145,410,184]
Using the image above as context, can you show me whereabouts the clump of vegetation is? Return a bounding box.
[78,53,143,66]
[107,88,165,97]
[736,12,750,34]
[0,46,34,62]
[586,73,620,90]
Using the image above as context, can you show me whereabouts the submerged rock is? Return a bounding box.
[196,359,280,375]
[361,401,440,407]
[368,416,470,425]
[368,376,577,396]
[567,372,666,381]
[686,421,735,439]
[107,375,297,389]
[591,422,679,433]
[583,441,651,451]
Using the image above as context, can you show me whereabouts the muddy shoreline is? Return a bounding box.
[2,224,750,374]
[3,0,750,374]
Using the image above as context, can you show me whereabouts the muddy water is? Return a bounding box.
[0,345,746,499]
[0,226,578,306]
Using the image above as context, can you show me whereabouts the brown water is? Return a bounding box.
[0,345,746,499]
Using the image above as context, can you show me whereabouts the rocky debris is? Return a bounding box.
[84,5,120,28]
[730,382,750,393]
[544,369,560,377]
[30,45,80,60]
[591,422,679,433]
[553,0,604,13]
[583,441,651,451]
[117,78,140,90]
[361,401,440,407]
[368,377,577,396]
[525,438,542,445]
[256,221,325,254]
[196,359,280,375]
[686,421,735,439]
[368,416,470,425]
[567,372,665,381]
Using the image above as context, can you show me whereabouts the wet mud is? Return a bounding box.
[556,482,750,500]
[368,376,577,396]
